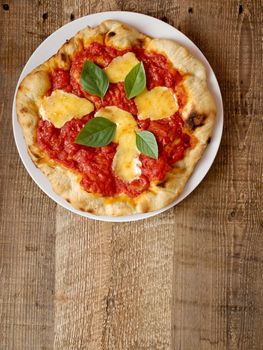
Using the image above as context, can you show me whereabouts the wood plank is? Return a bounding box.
[0,0,262,349]
[54,216,113,349]
[0,0,62,348]
[54,2,175,348]
[171,1,263,349]
[53,3,116,349]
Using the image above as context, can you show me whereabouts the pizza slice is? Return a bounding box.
[16,20,216,216]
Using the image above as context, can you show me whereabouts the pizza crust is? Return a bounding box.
[16,20,216,216]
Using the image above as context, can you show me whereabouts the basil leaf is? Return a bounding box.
[80,60,109,99]
[136,131,158,159]
[75,117,116,147]
[124,62,146,99]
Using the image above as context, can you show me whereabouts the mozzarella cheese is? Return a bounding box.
[135,86,178,120]
[39,90,94,128]
[104,52,139,83]
[94,106,141,182]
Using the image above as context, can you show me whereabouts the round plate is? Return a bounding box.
[12,11,223,222]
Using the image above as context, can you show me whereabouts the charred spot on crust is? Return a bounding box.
[20,107,28,113]
[107,31,116,38]
[207,136,211,144]
[88,208,95,214]
[142,205,150,213]
[60,53,67,62]
[33,153,41,160]
[137,38,144,46]
[186,112,207,130]
[29,147,41,160]
[157,180,167,188]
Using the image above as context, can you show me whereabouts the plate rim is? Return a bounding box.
[12,10,224,222]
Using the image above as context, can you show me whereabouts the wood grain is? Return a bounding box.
[0,0,262,349]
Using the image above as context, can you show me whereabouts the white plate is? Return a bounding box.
[12,11,223,222]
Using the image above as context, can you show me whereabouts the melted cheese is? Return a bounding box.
[104,52,139,83]
[94,106,141,182]
[135,86,178,120]
[39,90,94,128]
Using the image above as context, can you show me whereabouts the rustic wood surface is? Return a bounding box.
[0,0,262,349]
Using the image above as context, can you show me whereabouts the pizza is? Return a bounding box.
[16,20,216,216]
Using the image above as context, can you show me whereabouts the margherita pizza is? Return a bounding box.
[16,20,216,216]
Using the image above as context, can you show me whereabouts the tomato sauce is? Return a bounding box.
[133,48,182,90]
[37,42,192,197]
[50,69,71,92]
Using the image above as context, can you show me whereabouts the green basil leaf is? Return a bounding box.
[80,60,109,99]
[136,131,158,159]
[75,117,116,147]
[124,62,146,99]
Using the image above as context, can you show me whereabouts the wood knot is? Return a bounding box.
[25,245,39,252]
[3,4,9,10]
[161,16,168,23]
[42,12,48,21]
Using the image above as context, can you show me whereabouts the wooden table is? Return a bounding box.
[1,1,262,349]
